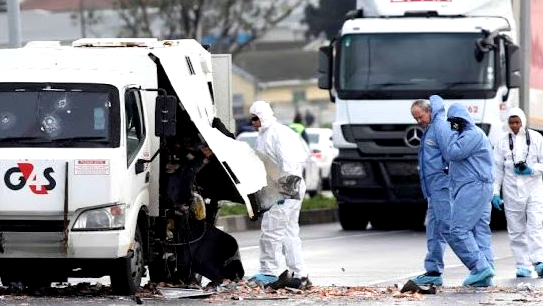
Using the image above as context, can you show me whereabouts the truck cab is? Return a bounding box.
[0,39,266,293]
[318,0,521,230]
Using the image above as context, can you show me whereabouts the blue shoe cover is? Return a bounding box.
[248,274,278,286]
[411,273,443,286]
[471,276,495,287]
[516,267,532,278]
[463,267,495,286]
[535,263,543,277]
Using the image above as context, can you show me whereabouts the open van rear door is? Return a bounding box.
[150,47,266,219]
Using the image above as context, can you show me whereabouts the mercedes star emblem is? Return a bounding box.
[404,126,424,148]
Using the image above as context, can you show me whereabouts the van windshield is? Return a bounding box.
[338,33,496,99]
[0,83,120,148]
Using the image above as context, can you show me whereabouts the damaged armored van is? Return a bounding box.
[0,38,267,294]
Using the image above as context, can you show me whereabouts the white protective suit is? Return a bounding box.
[250,100,308,278]
[493,107,543,269]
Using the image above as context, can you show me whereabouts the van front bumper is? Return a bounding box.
[0,229,131,259]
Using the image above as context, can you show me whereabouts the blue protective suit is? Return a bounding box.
[418,95,453,274]
[446,103,494,272]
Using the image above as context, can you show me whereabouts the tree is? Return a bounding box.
[303,0,356,40]
[106,0,307,56]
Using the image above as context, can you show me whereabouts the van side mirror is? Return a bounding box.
[505,42,521,88]
[135,159,146,174]
[155,95,177,137]
[318,46,333,90]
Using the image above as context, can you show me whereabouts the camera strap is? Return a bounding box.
[508,128,530,164]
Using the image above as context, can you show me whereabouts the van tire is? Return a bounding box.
[110,226,144,295]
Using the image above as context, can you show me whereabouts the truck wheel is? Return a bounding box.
[490,208,507,230]
[111,226,144,295]
[338,204,369,230]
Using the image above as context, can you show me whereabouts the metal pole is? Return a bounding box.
[7,0,22,48]
[79,0,86,38]
[519,0,531,121]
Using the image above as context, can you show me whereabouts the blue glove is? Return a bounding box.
[277,199,285,205]
[514,166,533,175]
[491,195,503,211]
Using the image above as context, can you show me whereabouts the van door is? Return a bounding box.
[123,88,151,214]
[150,49,266,218]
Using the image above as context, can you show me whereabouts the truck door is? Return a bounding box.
[150,49,267,219]
[124,89,150,211]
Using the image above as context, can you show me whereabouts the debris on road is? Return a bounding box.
[400,280,437,294]
[203,279,426,303]
[516,282,534,292]
[1,280,542,304]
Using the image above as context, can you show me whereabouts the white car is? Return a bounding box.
[236,131,322,197]
[306,128,339,188]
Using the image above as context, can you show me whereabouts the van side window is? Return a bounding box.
[125,89,145,165]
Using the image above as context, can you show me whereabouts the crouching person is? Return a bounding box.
[247,100,310,288]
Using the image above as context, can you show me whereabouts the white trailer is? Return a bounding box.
[0,38,266,294]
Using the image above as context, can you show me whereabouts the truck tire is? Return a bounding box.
[490,207,507,230]
[110,226,144,295]
[338,204,369,230]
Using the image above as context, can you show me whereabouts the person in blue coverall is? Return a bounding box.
[410,95,452,286]
[446,103,495,287]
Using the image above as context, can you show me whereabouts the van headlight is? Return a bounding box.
[72,204,126,231]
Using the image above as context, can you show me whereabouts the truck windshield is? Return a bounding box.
[0,83,120,148]
[338,33,496,99]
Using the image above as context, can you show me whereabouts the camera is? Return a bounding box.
[514,161,527,172]
[447,117,466,132]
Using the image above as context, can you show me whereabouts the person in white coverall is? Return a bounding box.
[247,100,308,286]
[492,107,543,278]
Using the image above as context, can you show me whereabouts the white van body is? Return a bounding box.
[0,38,266,293]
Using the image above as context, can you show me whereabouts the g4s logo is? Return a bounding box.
[4,163,56,194]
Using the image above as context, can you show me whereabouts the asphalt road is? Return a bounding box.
[1,222,543,305]
[233,222,542,287]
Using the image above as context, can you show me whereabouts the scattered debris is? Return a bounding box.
[516,282,534,292]
[158,287,213,299]
[400,280,437,294]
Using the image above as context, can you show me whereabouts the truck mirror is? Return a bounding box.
[135,159,146,174]
[318,46,332,90]
[505,42,521,88]
[155,95,177,137]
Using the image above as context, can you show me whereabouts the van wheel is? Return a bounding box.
[111,226,144,295]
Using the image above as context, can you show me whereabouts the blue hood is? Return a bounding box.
[429,95,446,121]
[447,103,474,127]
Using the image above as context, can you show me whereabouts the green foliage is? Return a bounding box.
[218,194,337,217]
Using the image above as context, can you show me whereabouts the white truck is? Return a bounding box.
[318,0,525,230]
[0,38,266,294]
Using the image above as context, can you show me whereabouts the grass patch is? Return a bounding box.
[217,194,337,217]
